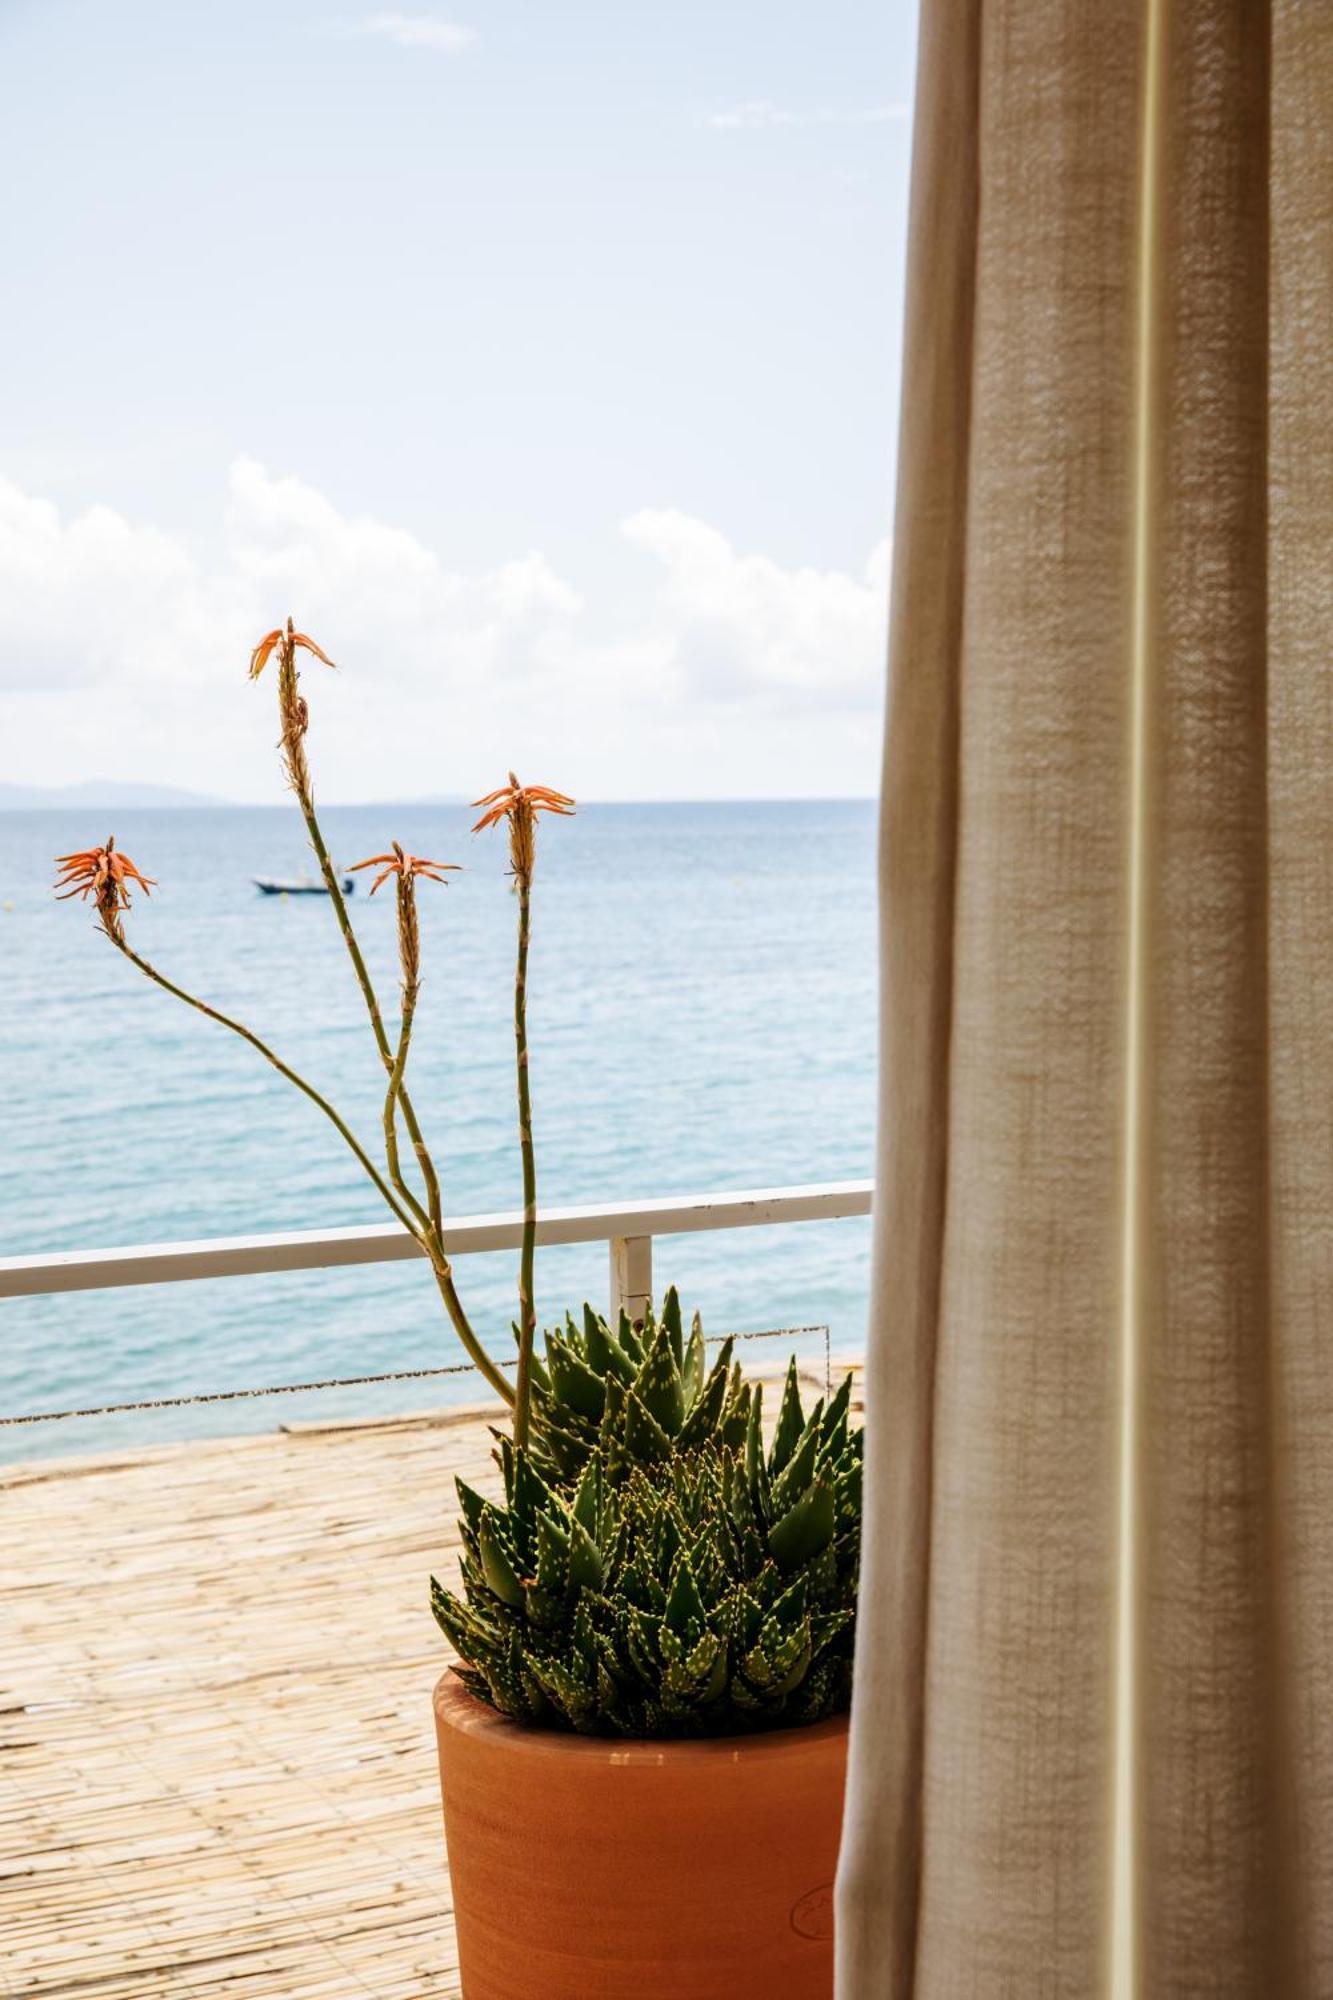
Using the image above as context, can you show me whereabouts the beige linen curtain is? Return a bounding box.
[836,1,1333,1994]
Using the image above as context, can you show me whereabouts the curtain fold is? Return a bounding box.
[836,2,1333,1994]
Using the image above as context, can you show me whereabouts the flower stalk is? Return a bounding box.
[472,775,575,1448]
[250,626,503,1394]
[255,622,448,1240]
[57,638,575,1435]
[513,868,536,1446]
[349,845,459,1253]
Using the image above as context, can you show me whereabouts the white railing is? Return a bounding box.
[0,1180,874,1324]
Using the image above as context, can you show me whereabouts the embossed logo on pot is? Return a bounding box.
[790,1882,835,1941]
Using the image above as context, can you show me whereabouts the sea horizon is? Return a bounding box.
[0,787,880,812]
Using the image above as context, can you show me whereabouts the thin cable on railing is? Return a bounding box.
[0,1325,833,1427]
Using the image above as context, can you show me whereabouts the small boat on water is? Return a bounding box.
[253,874,355,897]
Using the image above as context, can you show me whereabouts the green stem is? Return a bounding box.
[278,660,467,1359]
[399,1093,444,1239]
[382,982,433,1238]
[512,871,537,1450]
[431,1262,515,1406]
[384,963,510,1401]
[291,758,445,1238]
[116,932,516,1408]
[114,937,422,1238]
[274,647,498,1394]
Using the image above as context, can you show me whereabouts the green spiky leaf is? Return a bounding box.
[436,1308,861,1739]
[633,1322,686,1435]
[477,1515,525,1608]
[548,1336,606,1421]
[771,1360,806,1474]
[768,1477,837,1571]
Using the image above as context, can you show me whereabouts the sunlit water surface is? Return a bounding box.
[0,800,876,1461]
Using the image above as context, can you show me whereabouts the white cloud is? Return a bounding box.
[353,12,475,54]
[222,456,581,677]
[707,101,910,132]
[0,462,888,801]
[0,480,202,692]
[622,509,888,704]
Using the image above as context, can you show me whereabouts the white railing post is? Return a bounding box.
[609,1233,652,1327]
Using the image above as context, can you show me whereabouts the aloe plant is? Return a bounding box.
[431,1329,862,1736]
[523,1285,751,1483]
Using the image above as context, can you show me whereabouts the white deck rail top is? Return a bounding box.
[0,1180,874,1302]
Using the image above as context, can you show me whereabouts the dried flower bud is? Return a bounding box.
[471,774,575,883]
[348,844,460,997]
[53,837,156,943]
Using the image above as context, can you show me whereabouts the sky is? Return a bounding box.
[0,0,918,802]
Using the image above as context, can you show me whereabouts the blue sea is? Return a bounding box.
[0,801,877,1462]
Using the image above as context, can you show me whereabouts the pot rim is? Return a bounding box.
[434,1665,850,1764]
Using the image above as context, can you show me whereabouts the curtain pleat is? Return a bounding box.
[1266,0,1333,1987]
[836,1,1333,1994]
[1137,3,1286,1989]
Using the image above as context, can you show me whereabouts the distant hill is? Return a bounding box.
[0,780,230,811]
[0,781,480,812]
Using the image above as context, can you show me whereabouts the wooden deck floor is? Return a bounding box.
[1,1358,843,1998]
[0,1398,511,1999]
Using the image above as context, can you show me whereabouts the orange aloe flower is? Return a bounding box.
[471,775,576,836]
[348,844,461,897]
[53,837,156,911]
[248,619,337,680]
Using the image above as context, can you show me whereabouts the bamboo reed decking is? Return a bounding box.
[1,1400,508,1999]
[1,1357,847,1998]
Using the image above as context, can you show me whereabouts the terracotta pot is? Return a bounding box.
[433,1670,847,2000]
